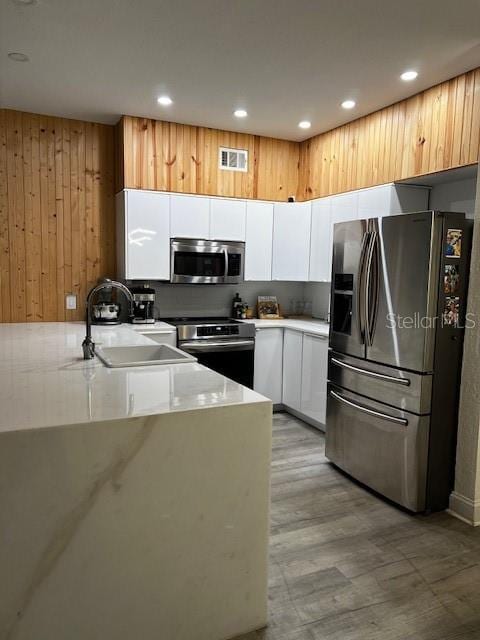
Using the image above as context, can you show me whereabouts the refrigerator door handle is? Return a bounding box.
[329,389,409,426]
[365,230,379,347]
[330,357,411,386]
[356,232,370,343]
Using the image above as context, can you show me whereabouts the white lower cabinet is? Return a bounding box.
[253,326,328,428]
[282,329,303,411]
[300,333,329,424]
[253,328,283,404]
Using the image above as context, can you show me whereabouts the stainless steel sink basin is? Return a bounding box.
[95,344,197,368]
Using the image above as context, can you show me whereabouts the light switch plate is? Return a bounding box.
[66,294,77,310]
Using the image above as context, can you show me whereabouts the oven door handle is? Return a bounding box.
[181,339,254,352]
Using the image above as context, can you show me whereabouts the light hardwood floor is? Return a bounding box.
[236,412,480,640]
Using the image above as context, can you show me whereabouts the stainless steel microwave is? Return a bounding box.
[170,238,245,284]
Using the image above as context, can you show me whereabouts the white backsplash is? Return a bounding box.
[148,281,329,319]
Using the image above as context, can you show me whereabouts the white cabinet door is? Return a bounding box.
[300,333,329,425]
[282,329,303,410]
[170,194,210,239]
[309,197,332,282]
[253,328,283,403]
[124,190,170,280]
[209,198,246,241]
[245,201,274,280]
[272,202,311,281]
[330,191,359,223]
[357,185,392,219]
[389,185,429,215]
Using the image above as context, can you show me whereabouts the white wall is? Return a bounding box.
[450,169,480,525]
[430,176,477,219]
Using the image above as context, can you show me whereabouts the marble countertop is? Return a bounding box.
[241,317,330,337]
[0,322,267,435]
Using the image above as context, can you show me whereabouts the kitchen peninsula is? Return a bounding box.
[0,323,271,640]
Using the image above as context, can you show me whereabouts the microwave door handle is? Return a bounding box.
[223,249,229,278]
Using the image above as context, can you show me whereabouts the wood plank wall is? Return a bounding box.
[0,109,115,322]
[297,68,480,200]
[117,116,300,202]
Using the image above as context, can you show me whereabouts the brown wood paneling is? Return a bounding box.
[0,109,115,322]
[297,68,480,200]
[118,116,300,202]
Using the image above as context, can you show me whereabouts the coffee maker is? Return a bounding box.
[131,285,155,324]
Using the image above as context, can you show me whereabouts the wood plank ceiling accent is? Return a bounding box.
[297,67,480,200]
[116,116,300,202]
[0,109,115,322]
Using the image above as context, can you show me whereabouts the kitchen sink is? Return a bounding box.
[95,344,197,368]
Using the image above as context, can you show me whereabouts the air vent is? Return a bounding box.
[219,147,248,172]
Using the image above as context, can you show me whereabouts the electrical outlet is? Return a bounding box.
[66,294,77,310]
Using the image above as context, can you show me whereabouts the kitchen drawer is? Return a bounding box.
[326,383,430,512]
[328,351,432,414]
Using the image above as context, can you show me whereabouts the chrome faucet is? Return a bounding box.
[82,279,134,359]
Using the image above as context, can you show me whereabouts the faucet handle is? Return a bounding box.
[82,336,96,360]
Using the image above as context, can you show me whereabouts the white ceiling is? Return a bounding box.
[1,0,480,141]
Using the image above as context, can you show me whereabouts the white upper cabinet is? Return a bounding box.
[254,327,283,404]
[209,198,246,241]
[245,201,274,281]
[357,184,430,218]
[300,333,329,425]
[357,185,392,219]
[389,184,429,215]
[170,194,210,239]
[330,191,359,224]
[309,197,332,282]
[117,190,170,281]
[272,201,311,281]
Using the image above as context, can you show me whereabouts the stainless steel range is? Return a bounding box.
[164,317,255,388]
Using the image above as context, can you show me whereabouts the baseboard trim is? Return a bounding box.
[448,491,480,526]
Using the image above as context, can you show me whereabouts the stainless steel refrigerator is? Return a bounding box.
[326,211,472,512]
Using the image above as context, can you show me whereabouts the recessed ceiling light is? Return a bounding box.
[341,100,356,109]
[8,52,29,62]
[400,70,418,81]
[298,121,311,129]
[157,95,173,106]
[233,109,248,118]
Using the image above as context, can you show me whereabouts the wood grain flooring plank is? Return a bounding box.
[232,413,480,640]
